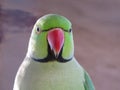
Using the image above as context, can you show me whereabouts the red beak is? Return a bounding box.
[47,28,64,58]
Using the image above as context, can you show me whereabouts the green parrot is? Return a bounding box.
[13,14,95,90]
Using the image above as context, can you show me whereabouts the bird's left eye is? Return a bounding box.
[69,29,72,33]
[36,27,41,33]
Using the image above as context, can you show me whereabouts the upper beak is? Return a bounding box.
[47,28,64,58]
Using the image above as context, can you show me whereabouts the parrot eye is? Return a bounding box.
[36,27,41,33]
[69,29,72,33]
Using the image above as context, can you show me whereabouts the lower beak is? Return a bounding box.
[47,28,64,58]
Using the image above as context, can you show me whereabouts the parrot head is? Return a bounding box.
[27,14,74,62]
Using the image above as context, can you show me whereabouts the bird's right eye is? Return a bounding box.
[36,27,41,34]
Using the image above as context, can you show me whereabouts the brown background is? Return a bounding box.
[0,0,120,90]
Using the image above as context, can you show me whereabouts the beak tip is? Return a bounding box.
[54,50,60,58]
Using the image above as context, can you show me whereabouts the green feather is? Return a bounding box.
[62,31,74,59]
[84,71,95,90]
[36,14,71,31]
[29,32,48,59]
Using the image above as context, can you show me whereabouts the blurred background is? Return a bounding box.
[0,0,120,90]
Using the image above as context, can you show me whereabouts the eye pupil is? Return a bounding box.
[37,27,40,32]
[69,29,72,32]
